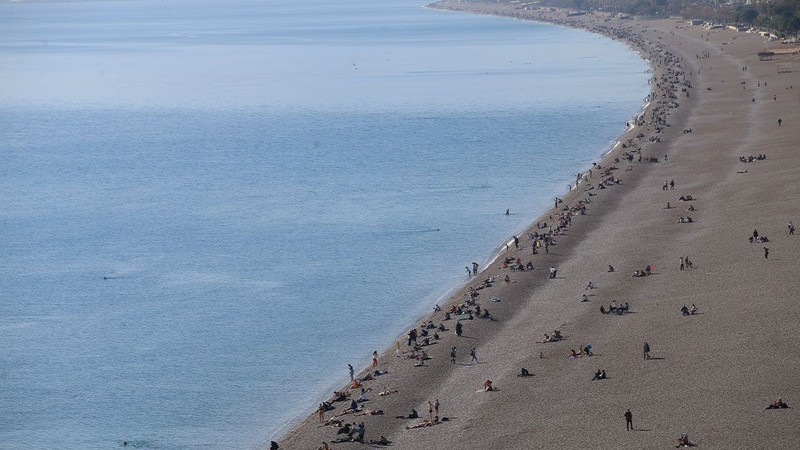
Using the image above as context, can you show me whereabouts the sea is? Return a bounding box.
[0,0,649,448]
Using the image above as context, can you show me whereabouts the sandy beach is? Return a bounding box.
[275,2,800,449]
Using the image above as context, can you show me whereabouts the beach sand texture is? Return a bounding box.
[276,3,800,449]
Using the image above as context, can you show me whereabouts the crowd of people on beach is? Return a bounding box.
[277,5,797,449]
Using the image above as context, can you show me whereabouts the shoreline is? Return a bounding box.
[269,9,652,439]
[275,2,800,448]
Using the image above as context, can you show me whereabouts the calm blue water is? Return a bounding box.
[0,0,648,448]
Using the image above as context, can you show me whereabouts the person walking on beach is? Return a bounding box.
[764,247,769,259]
[680,257,684,271]
[643,342,651,360]
[428,401,434,421]
[466,266,471,277]
[470,347,478,364]
[473,262,479,276]
[789,221,795,235]
[434,399,440,418]
[625,409,634,430]
[348,364,354,381]
[372,351,379,367]
[549,266,557,279]
[450,347,457,364]
[455,322,463,337]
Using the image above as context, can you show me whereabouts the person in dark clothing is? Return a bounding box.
[624,409,633,430]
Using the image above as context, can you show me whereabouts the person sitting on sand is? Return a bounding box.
[675,432,694,447]
[518,368,533,377]
[600,305,606,314]
[335,423,352,435]
[592,369,607,380]
[553,330,563,340]
[569,349,578,358]
[330,391,348,402]
[681,305,690,316]
[318,442,330,450]
[766,398,789,409]
[687,204,695,211]
[541,334,552,343]
[581,293,589,302]
[689,304,698,315]
[608,265,615,272]
[395,409,419,419]
[340,400,360,415]
[483,379,495,391]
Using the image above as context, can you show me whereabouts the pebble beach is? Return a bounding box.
[276,2,800,448]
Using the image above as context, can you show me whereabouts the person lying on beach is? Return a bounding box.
[396,409,419,419]
[678,195,694,201]
[518,368,533,377]
[766,398,789,409]
[353,409,383,416]
[377,389,397,396]
[323,418,343,428]
[317,442,330,450]
[368,436,391,445]
[406,417,438,429]
[320,401,335,412]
